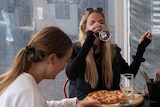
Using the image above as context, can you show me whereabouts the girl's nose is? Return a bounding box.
[95,22,102,26]
[94,23,102,29]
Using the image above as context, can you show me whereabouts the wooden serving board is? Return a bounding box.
[102,105,118,107]
[101,94,144,107]
[132,95,144,107]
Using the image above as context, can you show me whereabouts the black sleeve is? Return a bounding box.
[66,31,95,80]
[120,37,151,76]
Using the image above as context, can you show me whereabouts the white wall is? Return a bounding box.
[114,0,130,63]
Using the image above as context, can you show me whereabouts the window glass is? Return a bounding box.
[130,0,160,93]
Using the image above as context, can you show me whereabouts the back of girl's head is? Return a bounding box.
[0,26,72,93]
[27,26,72,62]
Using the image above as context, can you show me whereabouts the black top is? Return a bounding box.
[66,30,151,100]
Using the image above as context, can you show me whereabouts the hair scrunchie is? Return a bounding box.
[25,45,35,54]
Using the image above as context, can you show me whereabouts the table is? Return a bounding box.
[138,97,160,107]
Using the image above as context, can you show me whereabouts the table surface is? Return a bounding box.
[138,97,160,107]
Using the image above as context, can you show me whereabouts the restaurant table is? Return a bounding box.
[137,97,160,107]
[85,94,160,107]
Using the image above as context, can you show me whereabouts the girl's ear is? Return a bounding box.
[48,53,56,64]
[81,24,85,31]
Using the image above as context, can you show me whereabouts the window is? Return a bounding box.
[152,0,160,34]
[130,0,160,92]
[115,0,159,93]
[0,0,115,100]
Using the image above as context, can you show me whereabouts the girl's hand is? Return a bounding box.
[139,30,152,44]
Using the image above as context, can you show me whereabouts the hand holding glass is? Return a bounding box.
[97,24,111,41]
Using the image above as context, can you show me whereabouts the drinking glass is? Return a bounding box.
[119,73,134,106]
[98,24,111,41]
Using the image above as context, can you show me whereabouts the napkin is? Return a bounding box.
[153,68,160,83]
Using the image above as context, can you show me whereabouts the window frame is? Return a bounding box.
[114,0,130,63]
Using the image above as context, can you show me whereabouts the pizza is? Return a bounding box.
[85,90,127,104]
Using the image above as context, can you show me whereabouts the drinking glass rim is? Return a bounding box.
[121,73,134,77]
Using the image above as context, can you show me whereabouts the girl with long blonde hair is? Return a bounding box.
[66,7,152,100]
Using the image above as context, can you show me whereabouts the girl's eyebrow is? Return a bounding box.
[98,19,104,23]
[88,19,104,25]
[89,20,95,24]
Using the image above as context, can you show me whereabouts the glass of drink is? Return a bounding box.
[98,24,111,41]
[119,73,134,106]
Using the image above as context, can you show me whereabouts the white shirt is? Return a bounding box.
[0,73,77,107]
